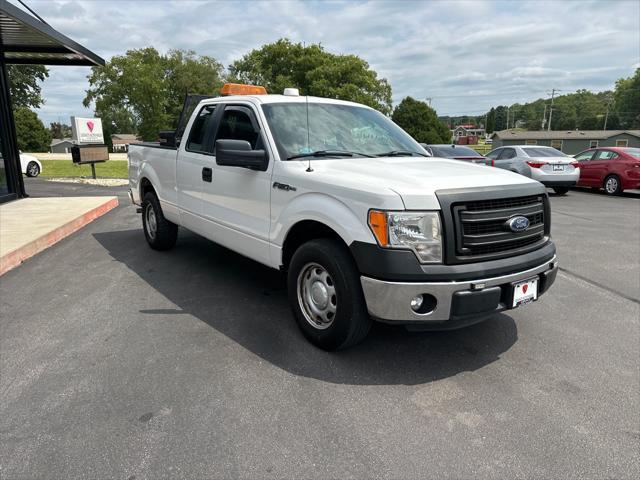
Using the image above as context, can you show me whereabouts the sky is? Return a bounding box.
[10,0,640,126]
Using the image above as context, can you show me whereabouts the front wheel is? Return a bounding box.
[287,238,371,350]
[26,161,40,177]
[142,192,178,250]
[603,175,622,195]
[552,186,569,195]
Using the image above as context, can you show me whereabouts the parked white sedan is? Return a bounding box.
[19,153,42,177]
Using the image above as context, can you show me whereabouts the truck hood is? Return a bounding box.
[309,156,539,209]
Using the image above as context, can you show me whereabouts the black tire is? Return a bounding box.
[287,238,371,350]
[552,186,569,195]
[142,192,178,250]
[603,175,623,195]
[25,161,40,177]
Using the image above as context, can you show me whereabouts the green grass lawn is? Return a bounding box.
[40,160,128,178]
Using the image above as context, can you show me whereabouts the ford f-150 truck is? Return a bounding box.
[129,83,558,350]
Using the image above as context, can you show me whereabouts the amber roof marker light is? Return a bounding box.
[220,83,267,96]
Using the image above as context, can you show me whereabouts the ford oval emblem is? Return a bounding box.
[508,216,530,232]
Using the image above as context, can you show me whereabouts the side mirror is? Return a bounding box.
[216,139,268,171]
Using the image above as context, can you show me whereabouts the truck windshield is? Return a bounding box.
[262,103,426,160]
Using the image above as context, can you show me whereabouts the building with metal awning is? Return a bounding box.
[0,0,104,203]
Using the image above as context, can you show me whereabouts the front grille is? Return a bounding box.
[452,194,547,259]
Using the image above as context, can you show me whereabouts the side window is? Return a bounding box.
[498,148,515,160]
[486,149,501,159]
[186,105,217,153]
[595,150,619,161]
[575,151,595,162]
[214,106,261,150]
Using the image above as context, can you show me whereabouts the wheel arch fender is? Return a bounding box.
[274,193,374,267]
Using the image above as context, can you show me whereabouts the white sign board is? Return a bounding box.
[71,116,104,144]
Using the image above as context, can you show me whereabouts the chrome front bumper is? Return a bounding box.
[360,256,558,323]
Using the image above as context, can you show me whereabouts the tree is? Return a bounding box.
[6,65,49,109]
[391,97,451,144]
[486,107,496,133]
[14,108,51,152]
[229,39,392,114]
[614,68,640,128]
[84,48,224,141]
[50,122,73,139]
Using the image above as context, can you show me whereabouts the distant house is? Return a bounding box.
[490,130,640,155]
[451,124,485,145]
[111,134,139,152]
[50,138,74,153]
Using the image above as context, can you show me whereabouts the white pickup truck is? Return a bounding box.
[129,84,558,350]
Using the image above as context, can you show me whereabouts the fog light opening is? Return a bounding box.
[410,294,437,314]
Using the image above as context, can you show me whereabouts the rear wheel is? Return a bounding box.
[142,192,178,250]
[603,175,622,195]
[552,186,569,195]
[26,161,40,177]
[287,238,371,350]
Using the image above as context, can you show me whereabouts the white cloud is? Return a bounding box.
[9,0,638,124]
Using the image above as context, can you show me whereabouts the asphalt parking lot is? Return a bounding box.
[1,179,639,479]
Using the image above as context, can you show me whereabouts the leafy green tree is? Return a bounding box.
[49,122,73,139]
[14,108,51,152]
[6,65,49,109]
[485,108,496,133]
[614,68,640,128]
[229,39,392,114]
[391,97,451,143]
[84,48,224,141]
[494,106,508,131]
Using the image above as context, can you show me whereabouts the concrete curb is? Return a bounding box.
[0,197,119,276]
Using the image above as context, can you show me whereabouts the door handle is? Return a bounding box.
[202,167,212,182]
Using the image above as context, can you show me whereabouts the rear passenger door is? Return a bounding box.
[199,103,273,266]
[495,147,517,171]
[176,104,218,229]
[590,149,619,186]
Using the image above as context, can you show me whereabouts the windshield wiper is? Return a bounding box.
[375,150,429,157]
[287,150,374,160]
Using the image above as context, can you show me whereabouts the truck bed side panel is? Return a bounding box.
[128,144,180,223]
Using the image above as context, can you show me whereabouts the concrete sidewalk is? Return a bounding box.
[0,196,118,275]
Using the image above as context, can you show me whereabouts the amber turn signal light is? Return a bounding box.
[368,210,389,246]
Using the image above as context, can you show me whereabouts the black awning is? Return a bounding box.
[0,0,104,66]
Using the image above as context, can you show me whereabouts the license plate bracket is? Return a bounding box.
[552,164,565,172]
[511,277,538,308]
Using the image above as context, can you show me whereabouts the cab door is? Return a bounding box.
[199,103,273,266]
[176,103,219,230]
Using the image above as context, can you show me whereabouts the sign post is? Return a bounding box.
[71,116,106,179]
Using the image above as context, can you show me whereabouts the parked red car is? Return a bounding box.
[574,147,640,195]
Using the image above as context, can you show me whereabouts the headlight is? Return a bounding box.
[368,210,442,263]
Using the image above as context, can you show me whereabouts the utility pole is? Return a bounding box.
[506,106,510,130]
[547,88,560,131]
[603,95,613,131]
[425,97,432,107]
[541,103,547,130]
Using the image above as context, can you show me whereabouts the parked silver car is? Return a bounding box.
[485,145,580,195]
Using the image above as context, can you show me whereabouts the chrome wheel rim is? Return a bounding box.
[297,262,337,330]
[146,204,157,240]
[28,163,39,176]
[605,177,618,194]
